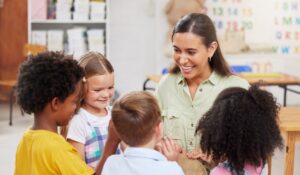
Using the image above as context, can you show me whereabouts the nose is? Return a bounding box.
[179,54,188,65]
[101,89,110,98]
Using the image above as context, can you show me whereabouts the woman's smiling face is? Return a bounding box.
[172,32,214,83]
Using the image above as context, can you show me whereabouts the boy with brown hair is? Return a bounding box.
[102,91,184,175]
[14,51,119,175]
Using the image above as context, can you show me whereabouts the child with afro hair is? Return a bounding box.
[14,51,119,175]
[195,86,283,175]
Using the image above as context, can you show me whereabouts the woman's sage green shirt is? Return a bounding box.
[155,71,249,151]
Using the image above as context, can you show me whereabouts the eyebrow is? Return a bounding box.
[186,48,197,51]
[92,84,115,89]
[173,45,197,50]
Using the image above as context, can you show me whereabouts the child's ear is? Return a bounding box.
[155,121,164,139]
[50,97,60,111]
[81,80,88,100]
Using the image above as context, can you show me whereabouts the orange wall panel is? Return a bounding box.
[0,0,27,100]
[0,0,28,80]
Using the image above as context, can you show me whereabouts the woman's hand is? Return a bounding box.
[186,148,212,163]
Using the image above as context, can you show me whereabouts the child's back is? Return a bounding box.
[103,147,183,175]
[102,91,184,175]
[196,86,283,175]
[15,130,93,174]
[210,161,267,175]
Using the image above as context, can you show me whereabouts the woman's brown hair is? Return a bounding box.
[169,13,231,76]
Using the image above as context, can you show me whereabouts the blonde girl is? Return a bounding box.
[67,51,119,169]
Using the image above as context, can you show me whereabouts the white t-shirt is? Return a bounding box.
[67,107,111,169]
[102,147,184,175]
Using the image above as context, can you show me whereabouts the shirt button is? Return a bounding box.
[190,141,193,145]
[199,88,203,92]
[191,123,194,127]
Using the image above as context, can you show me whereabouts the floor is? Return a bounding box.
[0,102,299,175]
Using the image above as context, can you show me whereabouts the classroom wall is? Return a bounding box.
[109,0,157,95]
[0,0,28,100]
[0,0,297,105]
[110,0,300,105]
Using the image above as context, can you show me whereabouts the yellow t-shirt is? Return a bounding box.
[14,129,95,175]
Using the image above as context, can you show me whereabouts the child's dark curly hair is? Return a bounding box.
[16,51,84,114]
[196,86,283,172]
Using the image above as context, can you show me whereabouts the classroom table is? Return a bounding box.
[143,73,300,106]
[0,80,17,126]
[238,73,300,106]
[277,107,300,175]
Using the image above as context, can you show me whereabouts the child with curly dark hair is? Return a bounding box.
[14,51,120,175]
[194,86,283,175]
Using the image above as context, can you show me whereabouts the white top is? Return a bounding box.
[102,147,184,175]
[67,107,112,169]
[67,107,111,144]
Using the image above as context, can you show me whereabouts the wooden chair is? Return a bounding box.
[0,44,46,126]
[23,43,47,56]
[0,80,17,125]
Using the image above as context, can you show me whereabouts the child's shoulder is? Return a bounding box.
[103,154,121,168]
[70,108,101,124]
[78,107,112,119]
[223,74,250,89]
[22,130,71,151]
[210,163,232,175]
[210,167,232,175]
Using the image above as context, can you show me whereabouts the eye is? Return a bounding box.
[187,50,196,55]
[173,48,180,53]
[109,86,114,90]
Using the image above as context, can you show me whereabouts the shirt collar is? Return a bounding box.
[176,71,221,86]
[124,147,167,161]
[208,71,222,85]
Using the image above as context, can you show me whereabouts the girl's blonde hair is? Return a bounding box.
[78,51,114,78]
[78,51,114,104]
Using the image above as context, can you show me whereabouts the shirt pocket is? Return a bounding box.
[162,109,185,147]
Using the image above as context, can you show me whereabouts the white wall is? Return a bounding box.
[109,0,300,105]
[109,0,157,95]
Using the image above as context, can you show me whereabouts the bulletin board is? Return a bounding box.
[205,0,300,55]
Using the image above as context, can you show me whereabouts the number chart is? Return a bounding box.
[205,0,300,55]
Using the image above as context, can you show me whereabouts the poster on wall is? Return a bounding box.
[205,0,300,55]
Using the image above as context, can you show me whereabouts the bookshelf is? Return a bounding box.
[31,20,107,24]
[28,0,110,59]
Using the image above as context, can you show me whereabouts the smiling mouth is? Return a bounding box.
[180,66,193,73]
[97,100,109,103]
